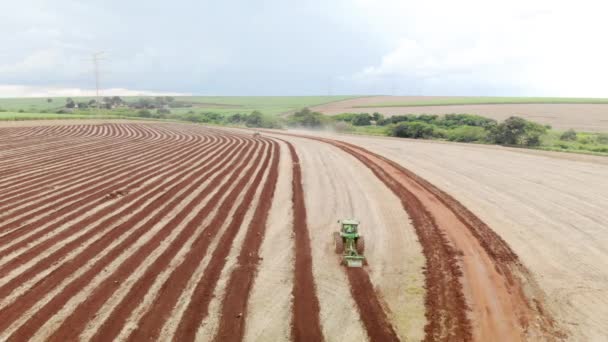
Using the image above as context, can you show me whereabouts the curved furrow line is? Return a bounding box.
[0,132,205,204]
[153,138,276,342]
[336,140,560,341]
[0,137,115,169]
[0,132,205,210]
[46,138,269,342]
[0,134,221,262]
[0,123,164,168]
[0,135,257,341]
[286,134,467,341]
[0,134,249,340]
[283,140,325,342]
[0,137,239,312]
[0,125,202,188]
[0,130,150,170]
[0,135,228,275]
[214,138,282,341]
[0,129,206,214]
[0,133,216,239]
[0,134,211,233]
[0,131,204,202]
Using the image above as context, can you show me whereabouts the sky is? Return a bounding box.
[1,0,607,97]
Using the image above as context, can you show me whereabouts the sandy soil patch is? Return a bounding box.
[298,130,608,341]
[313,96,608,131]
[273,134,426,341]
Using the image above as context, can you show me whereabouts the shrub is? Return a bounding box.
[487,116,547,146]
[351,113,372,126]
[157,108,171,115]
[390,122,437,139]
[287,108,328,128]
[597,133,608,144]
[578,136,592,144]
[333,113,357,122]
[137,109,152,118]
[560,129,577,141]
[447,126,488,142]
[441,114,496,128]
[227,113,244,124]
[245,110,263,127]
[371,112,384,122]
[65,98,75,108]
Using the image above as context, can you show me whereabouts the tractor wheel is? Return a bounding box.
[356,236,365,254]
[333,232,344,253]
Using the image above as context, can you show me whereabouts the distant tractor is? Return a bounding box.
[333,219,365,267]
[252,131,261,138]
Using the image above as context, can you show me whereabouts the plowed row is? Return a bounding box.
[0,122,562,341]
[0,123,287,341]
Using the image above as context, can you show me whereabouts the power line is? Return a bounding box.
[91,51,106,111]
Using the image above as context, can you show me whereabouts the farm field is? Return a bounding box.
[290,130,608,341]
[0,96,358,117]
[313,96,608,131]
[0,121,605,341]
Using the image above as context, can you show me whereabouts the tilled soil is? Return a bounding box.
[2,121,592,341]
[296,130,608,341]
[312,96,608,131]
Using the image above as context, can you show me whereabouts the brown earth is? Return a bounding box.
[292,130,608,341]
[313,96,608,131]
[2,121,604,341]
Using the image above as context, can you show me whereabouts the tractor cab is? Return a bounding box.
[334,219,365,267]
[340,220,359,236]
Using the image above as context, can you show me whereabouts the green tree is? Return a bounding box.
[560,129,577,141]
[372,112,384,122]
[246,111,264,127]
[65,98,75,108]
[351,113,372,126]
[137,109,152,118]
[487,116,547,146]
[390,122,436,138]
[288,108,327,128]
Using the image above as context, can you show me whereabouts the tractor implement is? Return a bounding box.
[333,219,365,267]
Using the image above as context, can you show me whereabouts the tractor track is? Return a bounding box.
[310,136,559,341]
[214,139,280,341]
[278,140,324,342]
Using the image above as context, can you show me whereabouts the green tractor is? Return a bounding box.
[333,219,365,267]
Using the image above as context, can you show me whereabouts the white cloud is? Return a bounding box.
[0,84,189,98]
[349,0,608,96]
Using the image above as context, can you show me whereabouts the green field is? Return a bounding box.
[354,97,608,108]
[0,96,358,117]
[0,112,133,121]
